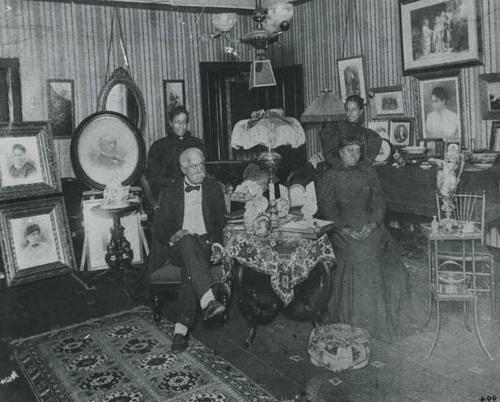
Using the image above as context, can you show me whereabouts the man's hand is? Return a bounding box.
[210,242,224,265]
[169,229,190,245]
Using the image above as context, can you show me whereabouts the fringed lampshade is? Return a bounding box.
[301,90,345,123]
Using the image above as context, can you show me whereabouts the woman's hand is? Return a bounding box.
[354,223,377,239]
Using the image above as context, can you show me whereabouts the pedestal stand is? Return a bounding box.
[89,203,139,285]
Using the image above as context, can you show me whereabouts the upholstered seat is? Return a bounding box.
[150,259,226,323]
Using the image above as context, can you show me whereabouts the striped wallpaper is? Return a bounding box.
[270,0,500,158]
[0,0,499,174]
[0,0,255,177]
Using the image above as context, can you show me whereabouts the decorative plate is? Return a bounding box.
[375,139,392,163]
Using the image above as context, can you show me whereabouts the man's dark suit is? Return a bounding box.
[152,176,226,328]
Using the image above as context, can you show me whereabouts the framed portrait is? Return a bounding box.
[489,121,500,152]
[479,73,500,120]
[252,213,272,237]
[399,0,481,74]
[418,72,461,140]
[368,120,390,140]
[0,122,61,202]
[0,196,75,287]
[70,111,146,191]
[419,138,445,157]
[47,79,75,138]
[337,56,367,103]
[82,198,143,271]
[163,80,185,124]
[389,119,412,146]
[370,86,405,118]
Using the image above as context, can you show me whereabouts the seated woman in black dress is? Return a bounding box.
[317,135,412,342]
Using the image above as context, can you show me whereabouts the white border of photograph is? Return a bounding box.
[82,198,144,271]
[368,120,390,140]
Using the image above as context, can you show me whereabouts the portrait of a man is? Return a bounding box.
[390,122,411,146]
[16,221,58,270]
[93,134,125,170]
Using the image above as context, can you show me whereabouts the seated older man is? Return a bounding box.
[152,147,227,353]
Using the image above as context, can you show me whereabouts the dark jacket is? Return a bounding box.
[145,129,205,201]
[319,121,382,168]
[153,176,226,254]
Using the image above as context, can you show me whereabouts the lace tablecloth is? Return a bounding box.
[224,232,335,305]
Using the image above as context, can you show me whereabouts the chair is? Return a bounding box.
[435,191,495,315]
[148,181,231,324]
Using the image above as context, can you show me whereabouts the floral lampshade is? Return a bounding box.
[231,108,306,150]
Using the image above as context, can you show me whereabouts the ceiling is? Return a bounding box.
[79,0,309,12]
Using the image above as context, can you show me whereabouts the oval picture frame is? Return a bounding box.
[70,111,146,191]
[252,213,272,237]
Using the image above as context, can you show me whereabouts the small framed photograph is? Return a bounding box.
[479,73,500,120]
[445,138,461,156]
[337,56,367,103]
[368,120,390,140]
[0,196,75,287]
[419,138,445,157]
[70,111,146,191]
[47,79,75,138]
[82,198,144,271]
[489,121,500,152]
[399,0,481,74]
[252,213,272,237]
[163,80,185,125]
[418,72,461,140]
[389,119,412,146]
[370,86,405,118]
[0,122,61,202]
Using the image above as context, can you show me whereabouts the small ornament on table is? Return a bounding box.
[243,195,268,233]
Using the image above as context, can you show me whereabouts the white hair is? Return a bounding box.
[179,147,204,167]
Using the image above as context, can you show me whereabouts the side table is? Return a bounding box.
[420,223,494,360]
[89,202,139,285]
[224,224,336,347]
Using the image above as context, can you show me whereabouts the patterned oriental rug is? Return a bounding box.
[11,306,277,402]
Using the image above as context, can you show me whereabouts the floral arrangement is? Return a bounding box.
[436,147,464,221]
[232,179,265,202]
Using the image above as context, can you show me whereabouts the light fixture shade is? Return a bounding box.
[300,90,346,123]
[231,108,306,150]
[249,59,277,89]
[212,13,237,32]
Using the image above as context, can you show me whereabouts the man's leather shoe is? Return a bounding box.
[202,300,226,321]
[171,333,188,353]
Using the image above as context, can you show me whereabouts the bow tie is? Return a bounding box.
[185,184,200,193]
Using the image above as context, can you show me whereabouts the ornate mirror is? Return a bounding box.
[97,67,146,133]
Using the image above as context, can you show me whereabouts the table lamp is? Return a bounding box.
[231,108,306,225]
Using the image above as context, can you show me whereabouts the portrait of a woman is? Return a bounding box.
[424,85,460,139]
[317,135,414,342]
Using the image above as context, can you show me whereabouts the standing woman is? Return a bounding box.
[317,135,412,342]
[319,95,382,169]
[145,106,205,202]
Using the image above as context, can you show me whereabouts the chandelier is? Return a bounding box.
[212,0,294,58]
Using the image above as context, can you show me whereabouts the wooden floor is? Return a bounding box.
[1,229,500,402]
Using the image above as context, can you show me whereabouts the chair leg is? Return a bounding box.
[426,299,441,359]
[152,293,162,324]
[472,295,494,360]
[490,255,495,317]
